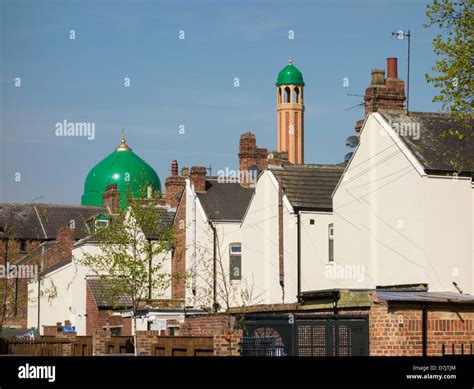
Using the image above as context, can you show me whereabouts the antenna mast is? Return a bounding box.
[392,29,411,112]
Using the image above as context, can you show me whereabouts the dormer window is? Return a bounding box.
[95,219,109,230]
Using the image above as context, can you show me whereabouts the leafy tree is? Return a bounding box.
[78,187,173,355]
[424,0,473,119]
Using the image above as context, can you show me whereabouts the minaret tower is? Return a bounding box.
[276,59,305,164]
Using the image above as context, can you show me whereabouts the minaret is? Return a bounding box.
[276,59,305,164]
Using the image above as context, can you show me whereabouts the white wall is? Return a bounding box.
[333,112,473,293]
[300,212,337,291]
[240,171,300,304]
[184,179,245,309]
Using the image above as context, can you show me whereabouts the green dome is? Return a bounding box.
[81,131,161,209]
[276,60,304,86]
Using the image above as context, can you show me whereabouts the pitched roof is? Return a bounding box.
[0,203,107,240]
[139,206,176,240]
[197,180,254,222]
[379,111,474,174]
[271,164,346,211]
[87,278,132,308]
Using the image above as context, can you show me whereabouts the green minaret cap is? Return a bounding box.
[276,59,304,86]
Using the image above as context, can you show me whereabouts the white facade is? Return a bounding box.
[240,171,335,304]
[332,112,473,293]
[184,179,245,309]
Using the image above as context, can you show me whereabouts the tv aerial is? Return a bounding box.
[344,93,364,111]
[391,29,411,112]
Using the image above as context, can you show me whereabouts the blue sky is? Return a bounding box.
[1,0,441,204]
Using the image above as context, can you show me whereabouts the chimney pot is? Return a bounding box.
[171,160,178,176]
[387,57,398,79]
[370,68,385,85]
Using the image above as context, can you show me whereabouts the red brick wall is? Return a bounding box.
[92,329,111,356]
[1,239,41,328]
[171,192,186,301]
[189,166,206,192]
[179,315,235,337]
[86,282,108,336]
[214,330,242,356]
[238,132,268,173]
[369,301,474,356]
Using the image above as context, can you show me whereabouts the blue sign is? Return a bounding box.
[61,326,76,332]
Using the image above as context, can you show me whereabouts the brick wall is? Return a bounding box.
[136,330,159,356]
[171,192,186,300]
[213,330,242,356]
[179,315,236,337]
[369,299,474,356]
[85,282,109,336]
[1,239,41,328]
[238,132,268,173]
[92,329,111,356]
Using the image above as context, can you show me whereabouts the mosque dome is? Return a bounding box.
[81,130,161,209]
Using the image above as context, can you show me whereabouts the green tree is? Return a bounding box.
[424,0,473,119]
[78,187,173,355]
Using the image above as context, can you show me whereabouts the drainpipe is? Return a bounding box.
[0,235,8,333]
[296,211,301,302]
[191,182,197,302]
[147,238,152,300]
[209,221,218,313]
[278,179,285,303]
[37,245,44,331]
[422,303,427,356]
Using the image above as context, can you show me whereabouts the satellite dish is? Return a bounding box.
[346,135,359,148]
[344,152,354,163]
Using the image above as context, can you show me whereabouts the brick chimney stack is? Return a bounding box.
[363,57,405,118]
[189,166,207,192]
[103,183,120,214]
[238,132,268,172]
[45,227,75,269]
[165,160,186,208]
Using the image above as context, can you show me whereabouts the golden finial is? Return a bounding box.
[115,128,131,151]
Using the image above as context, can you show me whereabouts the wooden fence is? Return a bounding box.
[1,338,70,356]
[151,336,214,356]
[106,336,134,354]
[72,336,93,356]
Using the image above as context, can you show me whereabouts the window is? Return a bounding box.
[284,87,291,103]
[19,239,27,253]
[294,87,299,103]
[328,223,334,262]
[95,219,109,229]
[229,243,242,281]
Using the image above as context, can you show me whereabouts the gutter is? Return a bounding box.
[208,221,218,313]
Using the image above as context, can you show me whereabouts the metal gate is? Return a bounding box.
[239,314,369,356]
